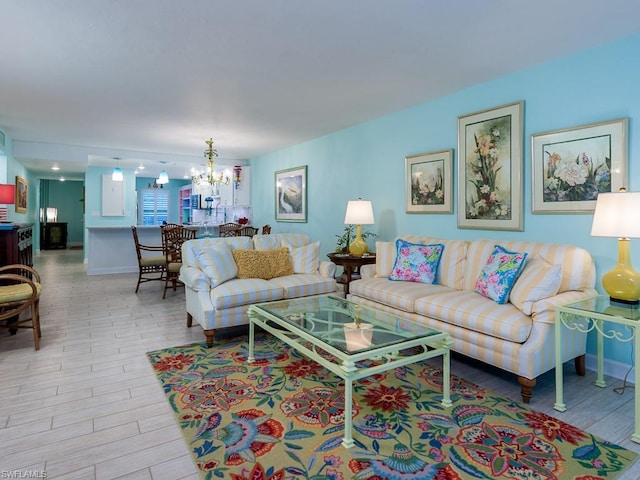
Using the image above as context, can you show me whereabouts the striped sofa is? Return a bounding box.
[348,236,597,403]
[180,233,337,346]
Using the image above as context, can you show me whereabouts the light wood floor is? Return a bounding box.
[1,249,638,479]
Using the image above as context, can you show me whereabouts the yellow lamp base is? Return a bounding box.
[602,238,640,305]
[348,225,368,257]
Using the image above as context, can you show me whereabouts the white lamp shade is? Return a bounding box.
[591,191,640,238]
[344,199,374,225]
[157,170,169,184]
[111,166,124,182]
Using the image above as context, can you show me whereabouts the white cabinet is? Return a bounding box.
[101,175,125,216]
[218,179,233,206]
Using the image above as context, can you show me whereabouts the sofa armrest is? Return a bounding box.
[179,265,211,292]
[319,260,336,278]
[530,288,598,324]
[360,264,377,279]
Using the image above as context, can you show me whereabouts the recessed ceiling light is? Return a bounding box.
[138,163,145,170]
[51,165,60,171]
[59,177,66,182]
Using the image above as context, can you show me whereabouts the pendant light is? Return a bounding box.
[112,157,124,182]
[157,161,169,185]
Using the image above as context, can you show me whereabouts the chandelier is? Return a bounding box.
[191,138,231,187]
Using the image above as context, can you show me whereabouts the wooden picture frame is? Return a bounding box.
[15,176,28,213]
[275,165,307,222]
[405,149,453,213]
[457,101,524,231]
[531,118,628,213]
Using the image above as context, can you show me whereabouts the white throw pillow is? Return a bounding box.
[285,241,319,274]
[195,243,238,288]
[509,255,562,315]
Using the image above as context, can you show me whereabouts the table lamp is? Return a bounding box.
[590,189,640,305]
[0,184,15,222]
[344,198,374,257]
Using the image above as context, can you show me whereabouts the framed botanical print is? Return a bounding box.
[457,101,524,231]
[15,176,28,213]
[405,149,453,213]
[531,118,628,213]
[275,165,307,222]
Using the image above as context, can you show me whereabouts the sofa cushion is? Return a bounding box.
[195,243,238,288]
[350,277,454,313]
[375,241,396,277]
[232,248,294,280]
[211,278,283,309]
[475,245,527,304]
[509,256,562,315]
[414,290,532,343]
[398,236,468,289]
[389,239,444,284]
[269,273,336,299]
[253,233,310,250]
[285,241,319,274]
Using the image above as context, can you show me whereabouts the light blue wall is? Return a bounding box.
[250,33,640,368]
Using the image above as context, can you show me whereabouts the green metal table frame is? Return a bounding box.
[248,299,453,449]
[554,295,640,444]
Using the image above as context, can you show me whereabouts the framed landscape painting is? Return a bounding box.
[405,149,453,213]
[457,101,524,231]
[531,118,628,213]
[15,176,28,213]
[275,165,307,222]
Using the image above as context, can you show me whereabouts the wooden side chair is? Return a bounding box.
[239,226,259,238]
[131,226,166,293]
[162,225,197,299]
[218,222,241,237]
[0,264,42,350]
[261,224,271,234]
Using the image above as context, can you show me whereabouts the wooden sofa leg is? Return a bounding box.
[203,329,215,347]
[575,354,586,376]
[517,376,536,404]
[186,312,193,327]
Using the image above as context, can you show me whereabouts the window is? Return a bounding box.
[140,189,169,225]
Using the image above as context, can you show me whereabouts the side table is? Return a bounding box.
[554,295,640,444]
[327,252,376,295]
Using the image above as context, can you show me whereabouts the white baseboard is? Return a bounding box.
[585,353,636,384]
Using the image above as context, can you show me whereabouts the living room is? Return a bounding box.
[2,2,640,478]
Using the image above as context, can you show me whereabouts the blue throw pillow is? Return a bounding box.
[475,244,528,304]
[389,239,444,284]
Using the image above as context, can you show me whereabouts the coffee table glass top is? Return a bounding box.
[253,294,441,354]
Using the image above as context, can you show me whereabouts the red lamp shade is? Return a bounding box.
[0,184,15,204]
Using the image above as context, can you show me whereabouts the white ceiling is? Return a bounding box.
[1,0,639,181]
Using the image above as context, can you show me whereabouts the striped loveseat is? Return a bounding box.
[180,233,336,345]
[348,236,597,403]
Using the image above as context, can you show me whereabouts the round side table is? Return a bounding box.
[327,252,376,295]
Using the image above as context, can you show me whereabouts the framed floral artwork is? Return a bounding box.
[275,165,307,222]
[15,176,28,213]
[457,101,524,231]
[531,118,628,213]
[405,149,453,213]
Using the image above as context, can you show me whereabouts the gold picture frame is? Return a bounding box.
[457,101,524,231]
[15,176,28,213]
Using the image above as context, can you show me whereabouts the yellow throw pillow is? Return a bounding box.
[232,248,294,280]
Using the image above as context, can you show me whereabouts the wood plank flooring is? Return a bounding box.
[0,249,638,479]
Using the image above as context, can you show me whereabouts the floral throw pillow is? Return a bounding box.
[389,239,444,284]
[475,245,528,304]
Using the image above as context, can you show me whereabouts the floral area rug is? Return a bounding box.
[147,336,637,480]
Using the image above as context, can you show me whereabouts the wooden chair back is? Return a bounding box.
[261,224,271,234]
[239,226,259,238]
[218,222,241,237]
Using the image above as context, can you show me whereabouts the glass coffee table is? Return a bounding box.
[247,294,453,448]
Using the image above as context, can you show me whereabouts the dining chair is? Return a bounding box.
[131,226,166,293]
[218,222,241,237]
[162,225,197,299]
[0,264,42,350]
[239,226,259,237]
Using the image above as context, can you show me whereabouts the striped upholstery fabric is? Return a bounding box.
[211,278,283,309]
[285,241,319,273]
[252,233,310,250]
[509,256,562,315]
[414,290,532,343]
[374,241,396,277]
[269,273,337,299]
[182,236,253,266]
[349,277,454,313]
[463,239,595,293]
[400,236,468,289]
[194,244,238,288]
